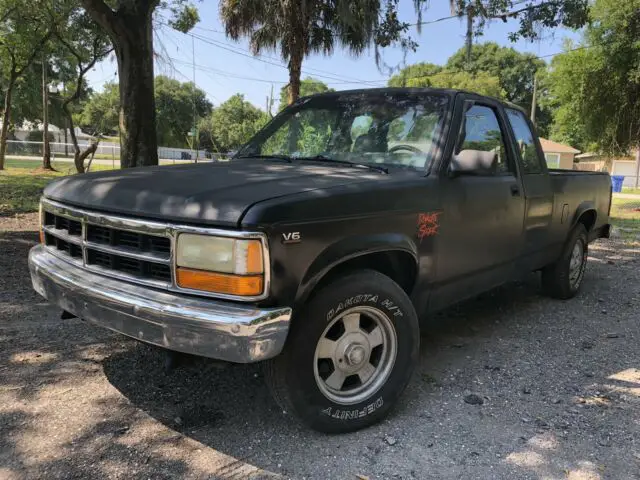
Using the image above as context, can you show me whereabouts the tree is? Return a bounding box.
[78,77,211,149]
[220,0,396,105]
[0,1,55,170]
[388,63,504,98]
[446,43,551,133]
[277,77,333,111]
[433,71,505,98]
[447,43,544,105]
[548,0,640,160]
[444,1,590,56]
[388,63,441,87]
[77,82,120,135]
[155,76,212,147]
[199,94,268,153]
[79,0,199,168]
[52,6,112,173]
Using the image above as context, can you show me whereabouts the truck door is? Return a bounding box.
[431,98,526,311]
[504,108,555,270]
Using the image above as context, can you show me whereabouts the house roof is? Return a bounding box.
[539,137,580,154]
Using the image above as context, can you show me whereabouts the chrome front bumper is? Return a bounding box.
[29,245,292,363]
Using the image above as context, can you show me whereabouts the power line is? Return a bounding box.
[169,57,289,84]
[189,31,375,84]
[156,21,377,84]
[156,4,605,91]
[201,35,370,83]
[408,0,532,27]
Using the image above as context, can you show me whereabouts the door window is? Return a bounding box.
[506,109,543,174]
[458,104,513,174]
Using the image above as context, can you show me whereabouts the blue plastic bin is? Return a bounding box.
[611,175,625,193]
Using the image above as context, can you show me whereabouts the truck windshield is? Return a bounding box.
[237,91,449,170]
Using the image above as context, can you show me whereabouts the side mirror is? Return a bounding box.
[449,149,497,176]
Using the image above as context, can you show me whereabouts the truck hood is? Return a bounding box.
[43,160,383,226]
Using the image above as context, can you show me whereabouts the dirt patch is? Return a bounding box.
[1,219,639,479]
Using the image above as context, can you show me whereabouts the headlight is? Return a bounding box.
[175,233,265,297]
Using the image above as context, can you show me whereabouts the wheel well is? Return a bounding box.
[311,250,418,298]
[577,209,597,232]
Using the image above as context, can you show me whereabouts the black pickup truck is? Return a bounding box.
[29,88,611,433]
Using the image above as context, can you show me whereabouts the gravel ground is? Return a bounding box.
[1,213,639,480]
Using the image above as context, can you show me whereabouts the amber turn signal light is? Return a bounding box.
[176,268,264,296]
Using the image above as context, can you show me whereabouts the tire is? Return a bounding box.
[541,224,588,299]
[264,269,420,433]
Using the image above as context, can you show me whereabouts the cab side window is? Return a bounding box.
[458,104,514,175]
[506,108,543,174]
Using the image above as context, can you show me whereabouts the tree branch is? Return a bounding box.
[14,31,52,77]
[0,5,17,25]
[79,0,118,33]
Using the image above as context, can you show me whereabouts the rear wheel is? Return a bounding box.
[264,270,419,433]
[541,224,588,299]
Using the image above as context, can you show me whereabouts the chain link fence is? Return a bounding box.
[5,140,231,166]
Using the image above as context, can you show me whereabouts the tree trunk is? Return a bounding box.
[0,76,16,170]
[42,56,52,170]
[63,99,95,174]
[287,49,303,105]
[65,108,84,173]
[64,117,69,157]
[113,10,158,168]
[80,0,159,168]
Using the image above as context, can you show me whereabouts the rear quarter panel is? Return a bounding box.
[548,171,611,245]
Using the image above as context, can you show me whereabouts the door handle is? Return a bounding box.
[510,184,520,196]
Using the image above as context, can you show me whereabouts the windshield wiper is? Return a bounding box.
[241,154,293,163]
[297,154,388,174]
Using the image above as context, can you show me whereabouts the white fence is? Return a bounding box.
[5,140,230,163]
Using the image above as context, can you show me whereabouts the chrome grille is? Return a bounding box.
[39,198,271,301]
[42,200,172,288]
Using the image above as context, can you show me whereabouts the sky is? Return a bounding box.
[85,0,581,111]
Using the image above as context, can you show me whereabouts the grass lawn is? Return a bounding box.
[0,160,114,215]
[3,161,640,242]
[0,167,62,215]
[610,197,640,244]
[621,187,640,195]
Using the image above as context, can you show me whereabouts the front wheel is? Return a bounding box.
[541,224,588,299]
[264,270,419,433]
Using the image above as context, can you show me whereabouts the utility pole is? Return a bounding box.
[192,35,198,163]
[42,54,51,169]
[266,84,274,117]
[635,147,640,189]
[530,74,538,124]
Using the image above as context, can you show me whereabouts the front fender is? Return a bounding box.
[296,233,419,304]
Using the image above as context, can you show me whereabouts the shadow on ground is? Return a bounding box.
[100,241,640,478]
[2,231,639,479]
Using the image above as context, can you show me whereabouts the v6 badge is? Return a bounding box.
[282,232,301,244]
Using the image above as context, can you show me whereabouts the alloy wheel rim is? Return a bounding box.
[569,240,585,289]
[313,306,397,405]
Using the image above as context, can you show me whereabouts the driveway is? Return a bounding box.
[1,213,639,480]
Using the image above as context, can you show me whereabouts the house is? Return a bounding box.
[575,151,640,187]
[10,120,94,144]
[538,137,580,169]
